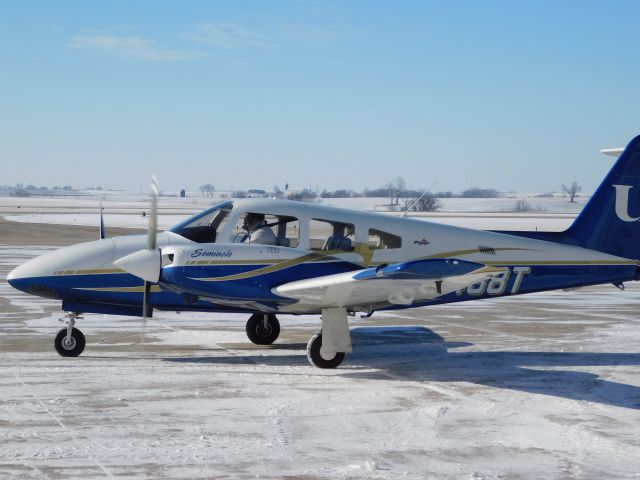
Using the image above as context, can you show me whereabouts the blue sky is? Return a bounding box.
[1,1,639,193]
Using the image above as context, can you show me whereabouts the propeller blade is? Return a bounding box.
[141,281,150,352]
[148,175,158,251]
[123,175,159,327]
[99,196,106,239]
[141,176,158,342]
[142,281,151,318]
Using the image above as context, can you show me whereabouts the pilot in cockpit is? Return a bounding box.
[240,213,277,245]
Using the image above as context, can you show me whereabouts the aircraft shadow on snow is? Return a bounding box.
[164,325,640,410]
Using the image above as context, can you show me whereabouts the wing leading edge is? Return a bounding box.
[273,258,504,309]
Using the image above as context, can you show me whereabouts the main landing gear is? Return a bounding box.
[245,313,280,345]
[244,308,351,369]
[306,333,346,369]
[54,312,86,357]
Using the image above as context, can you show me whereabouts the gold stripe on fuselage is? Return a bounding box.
[72,285,163,293]
[424,247,535,259]
[190,252,345,282]
[54,268,124,276]
[184,259,288,266]
[485,260,638,266]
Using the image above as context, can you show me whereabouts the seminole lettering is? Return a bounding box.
[191,249,233,259]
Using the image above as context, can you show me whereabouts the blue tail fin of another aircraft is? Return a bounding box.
[566,135,640,259]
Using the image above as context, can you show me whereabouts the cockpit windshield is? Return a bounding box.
[169,201,233,243]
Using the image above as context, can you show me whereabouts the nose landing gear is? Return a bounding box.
[54,312,86,357]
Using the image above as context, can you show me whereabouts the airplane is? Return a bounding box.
[7,136,640,368]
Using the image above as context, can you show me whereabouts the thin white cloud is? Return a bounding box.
[68,22,341,61]
[181,22,339,49]
[68,35,200,61]
[180,23,271,49]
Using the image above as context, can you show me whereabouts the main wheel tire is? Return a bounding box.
[54,328,86,357]
[245,314,280,345]
[306,333,345,369]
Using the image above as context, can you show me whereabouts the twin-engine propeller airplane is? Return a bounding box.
[8,136,640,368]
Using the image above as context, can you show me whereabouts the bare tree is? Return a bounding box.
[513,199,532,212]
[396,177,406,205]
[561,182,581,203]
[11,183,30,197]
[199,184,216,198]
[386,177,406,206]
[402,193,442,212]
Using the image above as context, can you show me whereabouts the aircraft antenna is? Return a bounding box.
[401,182,437,217]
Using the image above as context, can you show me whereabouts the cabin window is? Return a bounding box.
[230,213,299,247]
[275,216,300,248]
[310,219,355,252]
[368,228,402,249]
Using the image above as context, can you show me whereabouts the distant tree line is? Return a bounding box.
[287,189,318,202]
[316,177,503,212]
[247,176,508,212]
[6,183,77,197]
[231,178,582,209]
[320,188,358,198]
[320,183,503,200]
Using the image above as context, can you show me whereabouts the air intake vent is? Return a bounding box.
[478,246,496,255]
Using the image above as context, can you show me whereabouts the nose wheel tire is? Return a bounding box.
[246,314,280,345]
[306,333,345,369]
[54,328,86,357]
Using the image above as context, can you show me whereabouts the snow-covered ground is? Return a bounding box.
[1,199,639,479]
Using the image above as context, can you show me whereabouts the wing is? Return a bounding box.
[273,258,506,309]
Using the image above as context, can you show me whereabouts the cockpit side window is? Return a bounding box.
[229,213,300,247]
[169,201,233,243]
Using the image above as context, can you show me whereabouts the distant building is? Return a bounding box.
[247,189,268,198]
